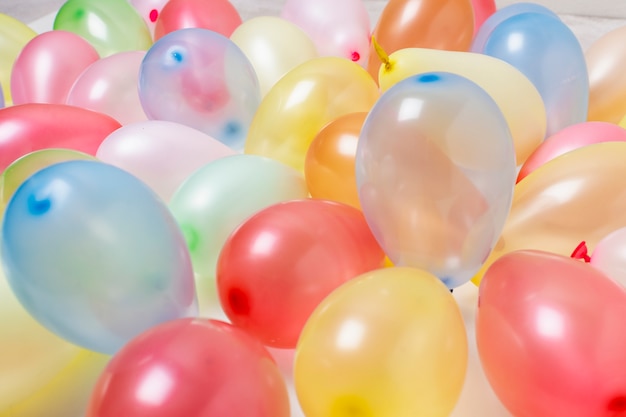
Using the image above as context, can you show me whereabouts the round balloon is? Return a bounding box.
[0,13,37,105]
[154,0,242,40]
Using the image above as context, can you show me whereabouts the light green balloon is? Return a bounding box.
[169,154,309,315]
[53,0,153,57]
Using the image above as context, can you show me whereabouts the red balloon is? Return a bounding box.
[216,199,386,348]
[470,0,496,36]
[477,250,626,417]
[154,0,243,40]
[87,318,290,417]
[0,103,122,171]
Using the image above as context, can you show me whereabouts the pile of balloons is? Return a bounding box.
[2,0,626,416]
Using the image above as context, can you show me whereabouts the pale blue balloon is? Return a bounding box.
[1,160,197,354]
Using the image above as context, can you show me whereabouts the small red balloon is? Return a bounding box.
[154,0,243,40]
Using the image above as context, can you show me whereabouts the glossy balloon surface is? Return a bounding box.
[591,227,626,287]
[154,0,242,40]
[0,13,37,105]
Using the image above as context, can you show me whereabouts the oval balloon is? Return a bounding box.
[154,0,243,40]
[1,160,197,354]
[245,57,379,172]
[590,227,626,287]
[477,250,626,417]
[129,0,169,37]
[357,72,516,288]
[11,30,100,105]
[0,13,37,105]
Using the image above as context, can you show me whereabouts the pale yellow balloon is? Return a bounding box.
[376,45,547,165]
[0,14,37,105]
[294,267,468,417]
[244,57,380,172]
[619,113,626,130]
[230,16,318,97]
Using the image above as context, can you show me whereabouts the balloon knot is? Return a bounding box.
[570,241,591,263]
[371,36,392,72]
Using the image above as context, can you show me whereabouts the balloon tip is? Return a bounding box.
[570,241,590,263]
[371,36,392,72]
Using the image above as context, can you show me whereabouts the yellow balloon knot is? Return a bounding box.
[372,36,393,72]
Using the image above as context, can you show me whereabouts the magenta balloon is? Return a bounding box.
[10,30,99,105]
[96,120,236,201]
[67,51,148,125]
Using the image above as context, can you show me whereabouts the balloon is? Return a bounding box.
[477,250,626,417]
[473,142,626,285]
[154,0,243,40]
[87,319,290,417]
[67,51,147,125]
[139,28,261,151]
[587,25,626,123]
[97,120,236,202]
[245,57,379,172]
[475,12,588,137]
[0,83,4,108]
[0,103,122,172]
[281,0,370,67]
[10,31,99,105]
[518,121,626,182]
[294,266,468,417]
[470,0,496,37]
[1,160,197,354]
[304,112,366,209]
[0,13,37,105]
[357,72,516,288]
[129,0,169,37]
[168,154,309,316]
[230,16,318,97]
[376,45,546,165]
[53,0,153,57]
[590,227,626,287]
[216,199,385,348]
[367,0,474,78]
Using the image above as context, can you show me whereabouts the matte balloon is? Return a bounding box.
[96,120,236,202]
[1,160,197,354]
[139,28,261,151]
[590,227,626,287]
[245,57,379,172]
[217,199,385,348]
[169,154,309,316]
[154,0,243,40]
[129,0,169,37]
[281,0,370,67]
[357,72,516,288]
[473,142,626,285]
[11,31,99,105]
[67,51,147,125]
[477,250,626,417]
[518,121,626,182]
[477,12,588,137]
[230,16,318,97]
[0,13,37,105]
[294,267,468,417]
[0,103,121,172]
[470,0,496,36]
[304,112,367,209]
[367,0,474,78]
[376,45,546,165]
[87,319,290,417]
[53,0,152,57]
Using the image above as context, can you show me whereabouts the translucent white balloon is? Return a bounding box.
[591,227,626,287]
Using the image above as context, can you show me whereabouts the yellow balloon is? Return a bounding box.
[619,113,626,130]
[473,141,626,285]
[0,14,37,105]
[244,56,380,172]
[294,267,468,417]
[375,43,546,165]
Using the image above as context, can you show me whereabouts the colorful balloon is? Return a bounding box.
[590,227,626,287]
[470,0,496,37]
[1,160,197,354]
[129,0,169,37]
[230,16,318,97]
[87,319,290,417]
[294,267,468,417]
[11,30,99,105]
[53,0,153,57]
[357,72,516,288]
[0,13,37,105]
[154,0,243,40]
[0,103,121,172]
[477,250,626,417]
[139,28,261,151]
[216,199,385,348]
[245,57,379,172]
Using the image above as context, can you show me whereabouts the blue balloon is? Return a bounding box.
[1,160,197,354]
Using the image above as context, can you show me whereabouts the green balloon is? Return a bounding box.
[53,0,152,57]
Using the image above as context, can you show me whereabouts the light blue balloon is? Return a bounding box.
[1,160,197,354]
[0,82,4,109]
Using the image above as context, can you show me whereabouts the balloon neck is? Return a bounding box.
[372,36,393,72]
[570,241,591,263]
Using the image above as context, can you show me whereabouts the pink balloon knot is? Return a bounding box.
[149,9,159,22]
[570,241,590,263]
[351,51,361,62]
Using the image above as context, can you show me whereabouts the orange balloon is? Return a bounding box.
[304,112,367,209]
[367,0,474,78]
[473,141,626,285]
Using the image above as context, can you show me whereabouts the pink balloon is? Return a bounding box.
[471,0,496,36]
[129,0,169,37]
[96,120,236,201]
[518,121,626,182]
[591,227,626,287]
[67,51,148,125]
[477,250,626,417]
[10,30,99,105]
[0,103,121,171]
